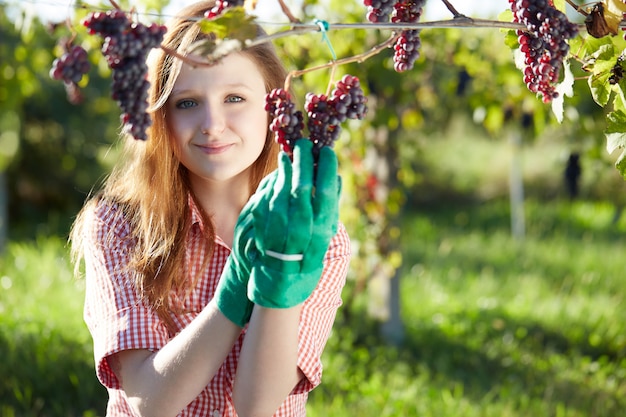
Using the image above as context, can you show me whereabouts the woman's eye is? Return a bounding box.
[175,99,196,109]
[226,95,244,103]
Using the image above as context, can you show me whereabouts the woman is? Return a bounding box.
[70,2,351,416]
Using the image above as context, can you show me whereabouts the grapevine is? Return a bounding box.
[82,9,167,140]
[509,0,578,103]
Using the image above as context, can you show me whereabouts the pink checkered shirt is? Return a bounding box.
[82,197,351,417]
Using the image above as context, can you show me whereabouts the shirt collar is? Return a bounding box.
[189,193,204,231]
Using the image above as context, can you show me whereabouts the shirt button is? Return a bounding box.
[211,410,221,417]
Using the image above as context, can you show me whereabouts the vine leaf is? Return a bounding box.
[190,7,258,63]
[605,110,626,177]
[551,59,574,122]
[552,0,567,13]
[585,43,617,106]
[198,7,257,40]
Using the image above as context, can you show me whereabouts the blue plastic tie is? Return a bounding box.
[314,19,337,61]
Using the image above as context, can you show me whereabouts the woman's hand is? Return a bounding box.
[247,139,341,308]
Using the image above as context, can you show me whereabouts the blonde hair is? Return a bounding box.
[70,0,285,331]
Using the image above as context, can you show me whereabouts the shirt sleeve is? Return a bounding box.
[81,201,169,389]
[292,222,351,394]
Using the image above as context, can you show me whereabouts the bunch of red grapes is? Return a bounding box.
[265,75,368,159]
[509,0,578,103]
[49,42,91,104]
[49,44,91,85]
[364,0,427,72]
[82,10,167,140]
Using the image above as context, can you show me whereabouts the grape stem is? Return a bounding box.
[159,45,215,68]
[283,34,399,92]
[276,0,301,24]
[107,0,122,11]
[564,0,589,17]
[326,64,337,96]
[440,0,466,18]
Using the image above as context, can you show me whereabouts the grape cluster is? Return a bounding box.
[83,10,167,140]
[265,88,304,155]
[265,75,368,159]
[391,0,426,72]
[49,44,91,85]
[509,0,578,103]
[205,0,246,19]
[331,74,368,123]
[307,75,368,156]
[306,93,340,153]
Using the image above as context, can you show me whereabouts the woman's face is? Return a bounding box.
[166,52,268,189]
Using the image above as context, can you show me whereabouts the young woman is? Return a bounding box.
[69,2,351,416]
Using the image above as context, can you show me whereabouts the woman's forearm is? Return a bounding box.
[233,304,304,417]
[114,301,242,417]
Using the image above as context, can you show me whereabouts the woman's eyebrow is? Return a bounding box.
[170,83,255,97]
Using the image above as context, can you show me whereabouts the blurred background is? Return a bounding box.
[1,0,625,416]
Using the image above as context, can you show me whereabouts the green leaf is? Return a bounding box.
[613,75,626,113]
[498,9,513,23]
[587,44,618,106]
[191,7,258,64]
[499,10,518,50]
[568,36,586,59]
[575,35,614,61]
[503,29,519,49]
[589,74,612,106]
[605,110,626,154]
[551,59,574,123]
[552,0,566,13]
[198,7,258,42]
[616,151,626,178]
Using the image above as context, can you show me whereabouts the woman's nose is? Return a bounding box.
[201,104,226,135]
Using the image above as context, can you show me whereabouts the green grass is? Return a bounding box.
[0,236,107,417]
[306,199,626,417]
[1,199,625,416]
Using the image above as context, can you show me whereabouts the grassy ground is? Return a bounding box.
[307,198,626,417]
[1,130,625,416]
[0,236,107,416]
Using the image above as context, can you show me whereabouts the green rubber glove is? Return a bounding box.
[213,173,278,327]
[247,139,341,308]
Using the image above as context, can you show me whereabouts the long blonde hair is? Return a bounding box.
[70,1,285,331]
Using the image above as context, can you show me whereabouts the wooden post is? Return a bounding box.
[509,130,525,240]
